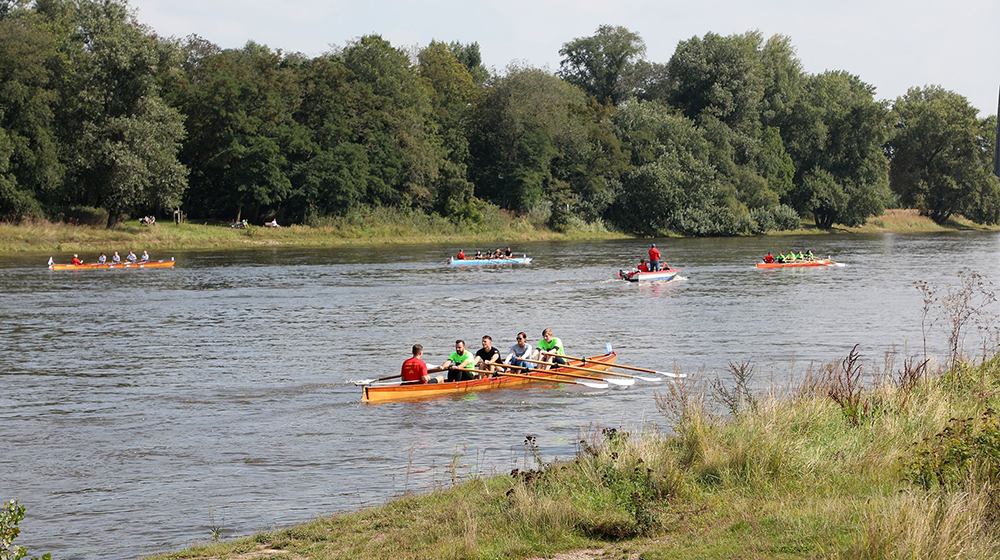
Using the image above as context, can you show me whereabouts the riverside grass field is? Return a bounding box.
[142,351,1000,560]
[1,209,996,255]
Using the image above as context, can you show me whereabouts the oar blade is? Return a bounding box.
[604,376,635,387]
[635,375,662,382]
[657,370,687,379]
[578,380,610,389]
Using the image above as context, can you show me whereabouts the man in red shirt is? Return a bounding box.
[401,344,431,384]
[70,254,83,265]
[648,244,661,271]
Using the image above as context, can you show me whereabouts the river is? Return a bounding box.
[3,232,1000,559]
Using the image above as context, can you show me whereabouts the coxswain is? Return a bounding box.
[70,254,83,265]
[456,249,466,260]
[533,328,566,369]
[475,335,502,375]
[648,244,661,271]
[112,251,121,264]
[763,252,775,264]
[401,344,440,384]
[98,253,107,264]
[504,332,534,369]
[126,251,137,263]
[441,340,476,382]
[140,250,150,263]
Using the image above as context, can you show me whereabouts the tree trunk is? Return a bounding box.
[235,205,242,223]
[106,212,119,229]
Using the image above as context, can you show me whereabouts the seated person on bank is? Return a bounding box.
[475,335,502,375]
[441,340,476,382]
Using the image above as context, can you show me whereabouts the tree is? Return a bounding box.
[782,71,890,228]
[66,0,188,227]
[888,86,1000,224]
[557,25,645,106]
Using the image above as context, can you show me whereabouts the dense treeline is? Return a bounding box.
[1,1,997,233]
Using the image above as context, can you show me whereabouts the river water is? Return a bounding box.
[3,233,1000,559]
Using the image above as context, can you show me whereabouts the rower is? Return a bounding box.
[112,251,121,264]
[70,254,83,265]
[533,328,566,369]
[126,251,137,263]
[475,335,502,375]
[401,344,441,384]
[785,251,796,262]
[98,252,107,264]
[806,250,815,260]
[504,332,534,369]
[456,249,466,260]
[441,340,476,382]
[140,250,150,263]
[505,247,513,258]
[475,250,483,259]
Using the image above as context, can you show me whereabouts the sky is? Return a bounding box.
[128,0,999,116]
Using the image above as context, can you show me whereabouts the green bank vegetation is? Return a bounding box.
[131,271,1000,560]
[1,3,997,239]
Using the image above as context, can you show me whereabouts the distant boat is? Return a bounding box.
[49,258,175,271]
[447,256,532,265]
[755,259,837,269]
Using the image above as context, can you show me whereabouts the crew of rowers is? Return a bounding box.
[67,250,151,265]
[454,247,515,260]
[762,250,816,264]
[400,328,567,384]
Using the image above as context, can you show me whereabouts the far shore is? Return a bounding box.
[1,209,995,256]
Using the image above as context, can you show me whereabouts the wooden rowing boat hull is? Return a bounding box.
[361,352,616,403]
[447,257,532,265]
[755,259,833,269]
[50,260,176,270]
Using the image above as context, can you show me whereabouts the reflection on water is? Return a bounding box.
[3,233,1000,558]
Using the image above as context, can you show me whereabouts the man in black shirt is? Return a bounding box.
[475,335,502,376]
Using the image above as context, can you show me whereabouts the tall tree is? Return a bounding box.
[888,86,1000,224]
[67,0,188,227]
[557,25,645,106]
[782,71,890,228]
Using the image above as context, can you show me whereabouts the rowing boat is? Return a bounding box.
[617,268,680,282]
[49,260,176,271]
[755,259,835,269]
[361,351,616,403]
[447,256,532,265]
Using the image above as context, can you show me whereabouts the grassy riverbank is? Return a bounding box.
[2,209,996,255]
[0,207,626,254]
[145,350,1000,560]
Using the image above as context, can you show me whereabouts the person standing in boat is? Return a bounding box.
[648,244,661,271]
[475,335,502,375]
[504,332,534,369]
[534,328,566,369]
[441,340,476,382]
[401,344,440,384]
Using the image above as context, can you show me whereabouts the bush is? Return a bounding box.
[59,206,109,226]
[749,207,777,233]
[771,204,801,231]
[1,499,50,560]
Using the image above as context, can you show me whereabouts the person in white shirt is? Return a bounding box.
[504,332,535,369]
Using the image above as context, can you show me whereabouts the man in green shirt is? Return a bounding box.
[534,328,566,369]
[442,339,476,382]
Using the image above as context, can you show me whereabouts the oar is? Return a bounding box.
[519,358,635,386]
[543,352,687,379]
[354,366,445,386]
[522,358,656,383]
[490,370,609,389]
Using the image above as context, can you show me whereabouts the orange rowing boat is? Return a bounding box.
[361,351,616,403]
[49,260,175,270]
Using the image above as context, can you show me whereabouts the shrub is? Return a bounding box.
[59,206,109,226]
[1,499,50,560]
[771,204,801,230]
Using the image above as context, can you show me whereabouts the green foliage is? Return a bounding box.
[906,410,1000,491]
[557,25,646,106]
[1,499,50,560]
[889,86,1000,225]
